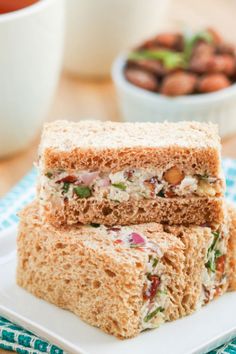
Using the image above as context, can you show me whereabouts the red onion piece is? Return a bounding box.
[129,232,146,245]
[56,175,77,183]
[108,227,121,232]
[80,172,98,186]
[98,177,111,187]
[143,275,160,301]
[114,239,123,244]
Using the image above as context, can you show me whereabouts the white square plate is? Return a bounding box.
[0,226,236,354]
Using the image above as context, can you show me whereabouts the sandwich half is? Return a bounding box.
[37,120,225,226]
[17,202,231,339]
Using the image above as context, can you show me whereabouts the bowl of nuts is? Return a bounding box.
[112,28,236,137]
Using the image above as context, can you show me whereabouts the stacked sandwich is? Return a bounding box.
[17,120,236,339]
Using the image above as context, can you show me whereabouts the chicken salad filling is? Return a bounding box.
[200,228,228,306]
[101,225,169,330]
[42,166,223,203]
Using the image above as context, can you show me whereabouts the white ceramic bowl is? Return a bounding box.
[64,0,169,77]
[112,55,236,137]
[0,0,64,158]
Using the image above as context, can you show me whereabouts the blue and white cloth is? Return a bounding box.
[0,159,236,354]
[0,168,37,231]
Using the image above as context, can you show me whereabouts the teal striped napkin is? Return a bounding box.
[0,316,63,354]
[0,159,236,354]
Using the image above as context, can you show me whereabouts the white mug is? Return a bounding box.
[64,0,169,77]
[0,0,64,158]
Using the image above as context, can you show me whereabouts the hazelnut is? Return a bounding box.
[208,55,236,76]
[125,68,158,91]
[161,72,197,96]
[132,59,166,76]
[163,166,184,185]
[197,74,230,93]
[206,28,222,44]
[155,32,183,50]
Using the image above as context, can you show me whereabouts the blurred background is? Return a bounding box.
[0,0,236,197]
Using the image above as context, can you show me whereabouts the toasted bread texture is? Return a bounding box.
[228,205,236,290]
[17,202,227,339]
[38,120,221,175]
[39,194,225,226]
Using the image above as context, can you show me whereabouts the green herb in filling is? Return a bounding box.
[62,182,70,193]
[45,172,53,179]
[144,307,164,322]
[152,258,159,267]
[209,232,220,253]
[130,243,143,248]
[112,182,127,191]
[199,173,209,181]
[73,186,91,198]
[215,250,222,258]
[157,190,165,198]
[90,223,100,228]
[205,249,222,273]
[205,232,221,273]
[158,289,168,296]
[205,259,216,273]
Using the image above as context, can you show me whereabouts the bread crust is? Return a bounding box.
[38,120,221,175]
[17,202,223,339]
[42,146,221,175]
[164,225,219,315]
[40,195,225,226]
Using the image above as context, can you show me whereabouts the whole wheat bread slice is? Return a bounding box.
[39,120,221,174]
[37,120,225,226]
[39,194,225,226]
[17,202,230,339]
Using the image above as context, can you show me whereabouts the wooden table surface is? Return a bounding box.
[1,0,236,353]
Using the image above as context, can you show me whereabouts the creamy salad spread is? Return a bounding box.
[96,224,228,324]
[42,166,222,202]
[99,225,169,330]
[200,228,228,306]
